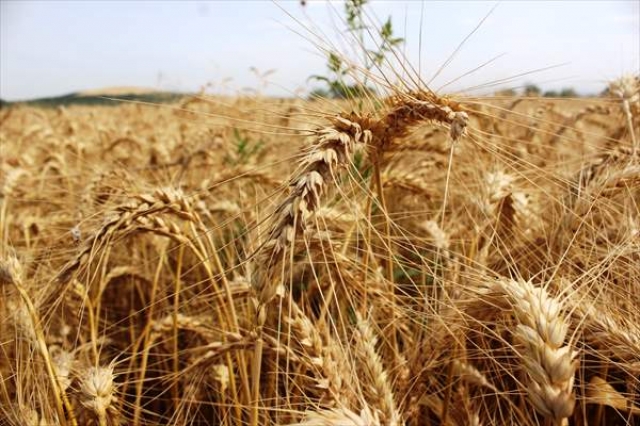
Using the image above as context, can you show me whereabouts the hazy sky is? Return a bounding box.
[1,1,638,101]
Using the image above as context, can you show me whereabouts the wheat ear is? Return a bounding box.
[493,279,577,424]
[373,91,468,150]
[253,115,371,312]
[354,314,401,426]
[289,407,381,426]
[610,74,639,154]
[79,366,118,426]
[287,302,353,407]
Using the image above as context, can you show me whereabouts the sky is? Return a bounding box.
[1,0,638,101]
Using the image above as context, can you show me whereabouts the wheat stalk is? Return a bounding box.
[1,254,78,426]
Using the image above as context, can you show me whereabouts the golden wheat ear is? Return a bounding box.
[252,115,372,310]
[493,279,577,424]
[77,365,119,426]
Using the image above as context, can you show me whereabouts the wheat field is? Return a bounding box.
[1,9,639,425]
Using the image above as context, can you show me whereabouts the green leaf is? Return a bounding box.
[307,75,331,84]
[328,52,343,73]
[380,17,393,39]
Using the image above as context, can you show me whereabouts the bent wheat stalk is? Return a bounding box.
[252,90,468,309]
[251,114,372,326]
[248,90,467,426]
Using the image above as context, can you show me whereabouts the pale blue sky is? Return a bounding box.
[1,1,638,101]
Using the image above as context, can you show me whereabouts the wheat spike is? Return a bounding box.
[493,279,577,423]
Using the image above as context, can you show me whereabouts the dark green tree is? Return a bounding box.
[523,83,541,96]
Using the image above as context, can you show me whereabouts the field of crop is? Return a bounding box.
[1,18,639,426]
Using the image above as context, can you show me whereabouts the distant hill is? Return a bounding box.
[76,86,161,96]
[2,87,187,107]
